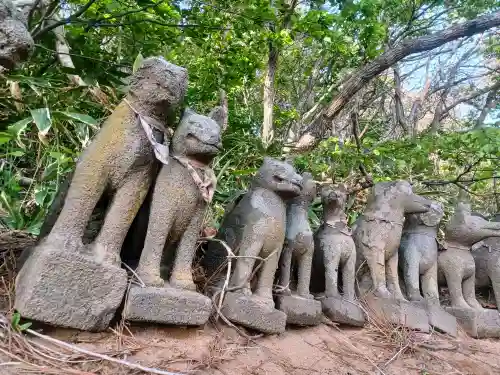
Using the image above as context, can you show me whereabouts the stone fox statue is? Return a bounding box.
[277,172,316,298]
[311,184,356,300]
[438,203,500,310]
[399,201,444,303]
[135,109,222,290]
[203,158,303,304]
[38,57,188,265]
[473,214,500,312]
[353,181,432,300]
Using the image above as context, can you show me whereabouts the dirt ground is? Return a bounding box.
[2,233,500,375]
[0,317,496,375]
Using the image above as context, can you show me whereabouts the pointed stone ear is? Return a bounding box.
[208,89,228,132]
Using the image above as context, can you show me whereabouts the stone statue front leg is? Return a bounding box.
[136,186,175,287]
[169,208,204,291]
[296,245,313,299]
[402,247,424,302]
[324,247,341,298]
[463,273,483,310]
[421,261,440,304]
[48,160,108,251]
[230,235,264,295]
[255,245,282,302]
[386,252,405,300]
[93,166,152,267]
[277,241,293,295]
[342,252,356,300]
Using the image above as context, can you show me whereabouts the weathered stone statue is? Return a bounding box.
[438,204,500,338]
[439,202,500,310]
[399,202,457,336]
[15,57,188,331]
[275,172,322,326]
[203,158,303,334]
[399,201,444,304]
[0,0,34,70]
[353,181,432,299]
[473,214,500,311]
[311,184,365,327]
[353,181,433,331]
[123,109,222,326]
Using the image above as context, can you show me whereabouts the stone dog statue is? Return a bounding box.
[438,203,500,310]
[311,184,356,301]
[15,57,188,331]
[277,172,316,298]
[399,201,444,304]
[0,0,34,70]
[123,108,222,326]
[203,158,303,334]
[275,172,322,326]
[473,214,500,312]
[353,181,432,300]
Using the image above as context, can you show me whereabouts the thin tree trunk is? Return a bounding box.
[262,44,278,145]
[475,88,497,128]
[293,11,500,151]
[393,65,408,133]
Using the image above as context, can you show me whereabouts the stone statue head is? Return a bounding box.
[320,184,348,210]
[295,172,316,203]
[0,0,34,70]
[128,57,188,110]
[371,180,431,214]
[406,201,444,228]
[172,109,222,161]
[253,157,302,199]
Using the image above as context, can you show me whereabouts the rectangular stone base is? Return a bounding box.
[364,295,429,332]
[413,302,457,337]
[322,296,366,327]
[15,245,127,331]
[222,292,286,334]
[276,295,322,326]
[123,286,211,326]
[446,307,500,338]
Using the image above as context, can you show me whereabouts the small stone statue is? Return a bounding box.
[311,184,365,327]
[203,158,303,334]
[0,0,34,70]
[15,58,188,331]
[399,202,458,336]
[353,181,432,299]
[275,172,322,326]
[399,201,444,303]
[473,214,500,312]
[123,109,222,326]
[438,202,500,310]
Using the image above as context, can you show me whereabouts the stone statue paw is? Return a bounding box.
[170,277,197,291]
[298,292,314,300]
[138,273,165,288]
[279,287,292,296]
[408,294,425,303]
[373,286,392,299]
[92,243,121,267]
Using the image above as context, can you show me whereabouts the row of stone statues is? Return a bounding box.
[14,58,500,339]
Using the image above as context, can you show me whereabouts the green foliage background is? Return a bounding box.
[0,0,498,235]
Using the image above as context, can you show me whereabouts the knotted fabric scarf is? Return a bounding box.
[325,219,352,236]
[124,99,170,165]
[172,155,217,204]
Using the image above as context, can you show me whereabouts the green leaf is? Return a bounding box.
[18,322,32,331]
[8,150,25,157]
[11,312,20,327]
[58,112,98,128]
[0,132,13,145]
[8,117,32,136]
[133,52,144,73]
[30,108,52,136]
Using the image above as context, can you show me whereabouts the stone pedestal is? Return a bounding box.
[275,295,322,326]
[413,301,457,337]
[321,296,366,327]
[123,286,211,325]
[221,292,286,334]
[446,307,500,338]
[15,245,127,331]
[364,295,430,332]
